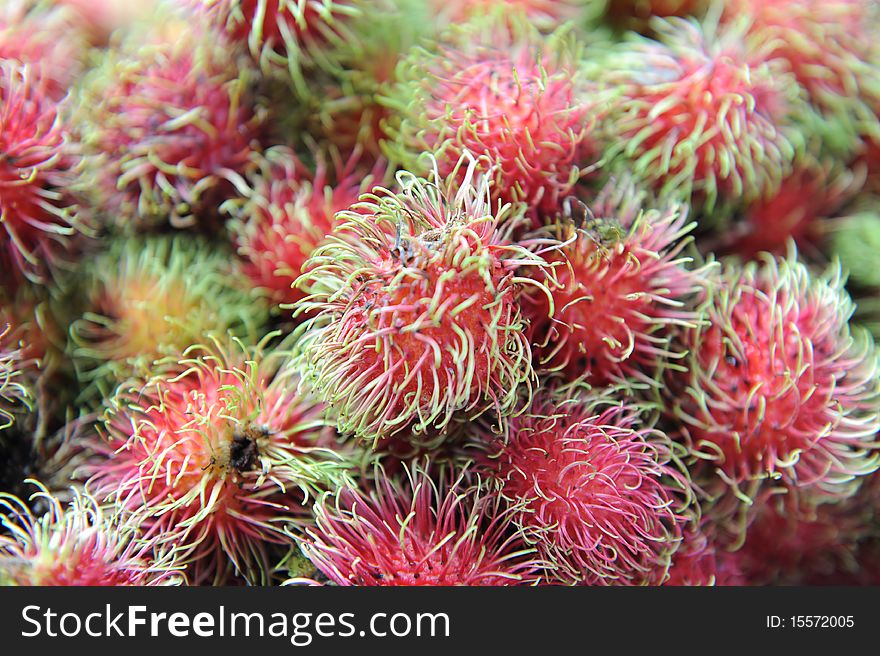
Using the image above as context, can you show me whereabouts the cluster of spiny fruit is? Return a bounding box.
[2,0,880,586]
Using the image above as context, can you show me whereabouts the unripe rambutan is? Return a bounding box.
[225,147,380,311]
[76,24,265,230]
[479,393,693,585]
[725,0,880,158]
[828,209,880,290]
[303,461,542,585]
[198,0,367,95]
[294,156,549,444]
[665,252,880,508]
[382,18,602,215]
[600,16,802,214]
[0,481,186,586]
[522,191,704,388]
[83,335,353,585]
[0,63,80,285]
[0,0,87,98]
[69,235,268,401]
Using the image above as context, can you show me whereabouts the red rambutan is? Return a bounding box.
[76,23,265,229]
[83,335,353,585]
[665,251,880,508]
[0,481,186,586]
[479,393,693,585]
[382,18,601,215]
[522,189,704,388]
[225,146,380,311]
[600,15,802,214]
[294,156,550,444]
[303,461,542,585]
[0,63,80,284]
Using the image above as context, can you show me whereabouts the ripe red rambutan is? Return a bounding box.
[0,63,80,284]
[303,461,542,585]
[225,146,380,311]
[522,190,704,388]
[83,335,353,585]
[382,18,602,215]
[479,393,693,585]
[665,252,880,508]
[600,16,802,214]
[0,0,87,98]
[0,481,186,586]
[76,23,265,229]
[294,156,550,444]
[725,0,880,158]
[199,0,367,95]
[69,235,268,401]
[713,157,862,260]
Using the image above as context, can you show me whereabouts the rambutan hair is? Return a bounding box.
[382,17,602,215]
[83,334,354,585]
[522,186,705,388]
[0,62,81,284]
[0,322,34,432]
[665,250,880,510]
[599,14,802,214]
[0,0,87,98]
[0,481,186,586]
[224,146,381,311]
[69,235,268,401]
[480,392,694,585]
[75,22,265,229]
[302,461,542,585]
[198,0,368,96]
[294,154,551,444]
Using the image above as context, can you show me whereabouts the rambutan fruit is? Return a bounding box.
[0,63,81,285]
[479,393,694,585]
[198,0,368,95]
[302,461,542,585]
[828,209,880,290]
[725,0,880,159]
[224,146,380,311]
[0,481,186,586]
[663,522,744,586]
[83,335,354,585]
[0,322,34,432]
[599,15,803,215]
[69,235,268,401]
[521,189,704,388]
[665,252,880,509]
[713,157,863,260]
[293,156,550,444]
[75,23,265,230]
[382,18,602,216]
[0,0,87,98]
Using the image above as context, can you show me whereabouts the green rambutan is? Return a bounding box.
[69,235,268,401]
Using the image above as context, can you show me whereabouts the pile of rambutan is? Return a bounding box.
[2,0,880,587]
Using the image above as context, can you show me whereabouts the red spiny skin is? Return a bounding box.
[0,1,87,98]
[0,64,78,285]
[230,148,375,309]
[304,464,542,586]
[295,161,544,443]
[663,525,744,586]
[81,31,263,229]
[667,255,880,503]
[726,0,879,122]
[718,162,859,259]
[523,202,700,387]
[481,398,692,585]
[0,485,185,586]
[603,18,798,212]
[385,21,598,216]
[85,346,350,585]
